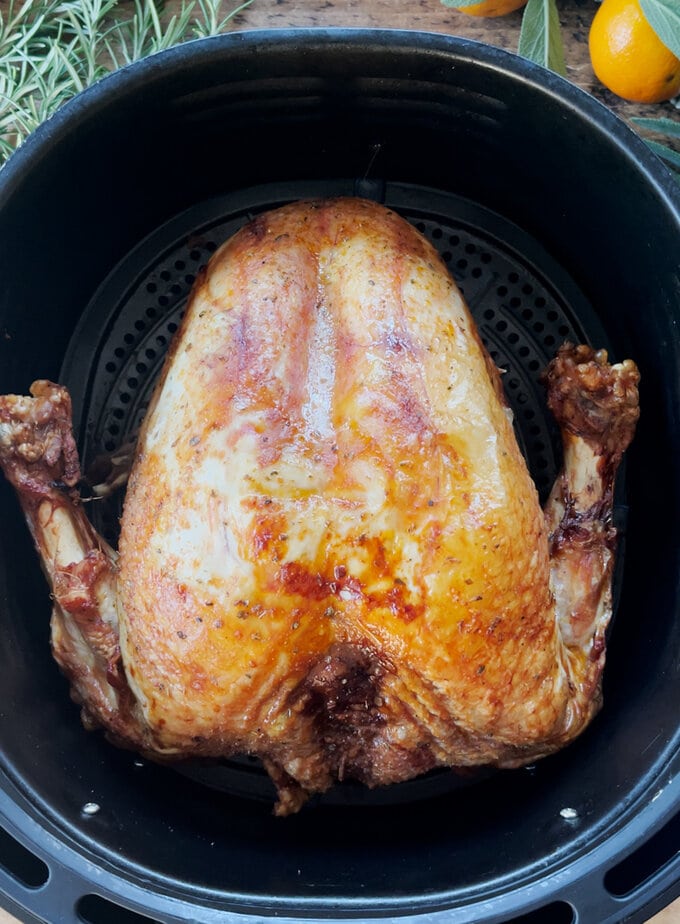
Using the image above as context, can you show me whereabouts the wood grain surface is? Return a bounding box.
[0,0,677,922]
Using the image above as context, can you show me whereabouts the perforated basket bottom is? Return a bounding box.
[60,179,610,807]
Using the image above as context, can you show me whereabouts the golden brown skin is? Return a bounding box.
[0,199,640,814]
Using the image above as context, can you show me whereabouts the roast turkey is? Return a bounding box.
[0,197,640,814]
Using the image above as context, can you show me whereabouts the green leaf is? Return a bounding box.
[638,0,680,59]
[632,116,680,137]
[0,0,256,167]
[632,117,680,177]
[518,0,567,76]
[645,138,680,169]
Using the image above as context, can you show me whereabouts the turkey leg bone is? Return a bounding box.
[0,381,149,750]
[542,343,640,746]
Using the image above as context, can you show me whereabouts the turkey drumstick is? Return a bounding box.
[540,344,640,750]
[0,382,150,751]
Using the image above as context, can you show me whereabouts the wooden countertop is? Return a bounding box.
[0,1,677,922]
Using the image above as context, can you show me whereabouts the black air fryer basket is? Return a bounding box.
[0,29,679,924]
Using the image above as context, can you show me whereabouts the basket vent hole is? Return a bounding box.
[0,824,48,888]
[604,805,680,897]
[78,894,162,924]
[504,901,574,924]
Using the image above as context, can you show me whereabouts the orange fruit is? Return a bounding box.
[588,0,680,103]
[455,0,527,17]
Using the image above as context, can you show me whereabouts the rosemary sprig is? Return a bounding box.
[0,0,254,166]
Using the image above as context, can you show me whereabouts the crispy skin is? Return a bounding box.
[120,199,567,801]
[0,199,640,814]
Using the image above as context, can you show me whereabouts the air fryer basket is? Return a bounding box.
[0,28,679,924]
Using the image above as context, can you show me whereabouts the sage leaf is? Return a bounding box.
[440,0,486,7]
[645,138,680,169]
[639,0,680,59]
[518,0,567,76]
[632,117,680,138]
[632,116,680,178]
